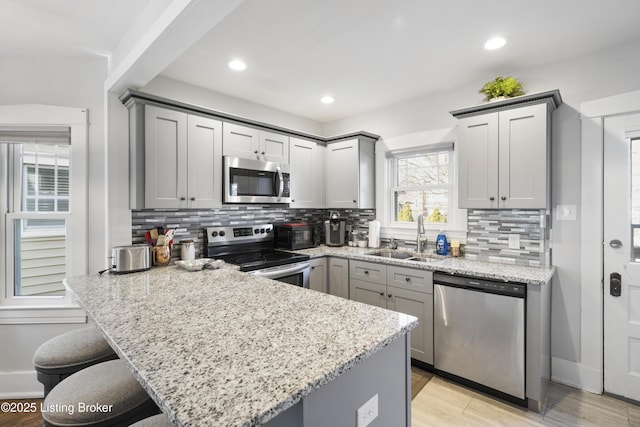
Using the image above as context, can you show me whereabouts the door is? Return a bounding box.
[222,122,259,159]
[145,106,187,208]
[604,113,640,401]
[349,279,386,308]
[327,257,349,299]
[309,258,327,293]
[457,113,499,208]
[187,115,222,209]
[259,130,289,163]
[498,103,548,209]
[388,286,433,364]
[326,139,359,208]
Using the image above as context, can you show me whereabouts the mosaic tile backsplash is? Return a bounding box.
[464,209,549,267]
[132,206,376,260]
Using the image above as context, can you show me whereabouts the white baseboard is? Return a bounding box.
[551,357,602,394]
[0,370,43,399]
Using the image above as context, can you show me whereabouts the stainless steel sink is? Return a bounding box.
[366,250,415,260]
[407,255,440,262]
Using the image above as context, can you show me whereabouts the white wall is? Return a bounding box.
[142,75,324,136]
[0,55,108,397]
[323,37,640,388]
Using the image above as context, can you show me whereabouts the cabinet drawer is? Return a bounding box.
[349,260,387,285]
[387,266,433,294]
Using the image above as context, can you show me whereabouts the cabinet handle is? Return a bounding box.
[489,196,495,201]
[405,277,410,282]
[353,200,357,203]
[292,199,295,202]
[254,150,259,154]
[387,293,392,298]
[261,151,265,155]
[364,270,369,275]
[180,197,186,201]
[501,196,507,201]
[190,197,196,201]
[311,266,316,270]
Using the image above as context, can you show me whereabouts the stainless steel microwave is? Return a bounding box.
[223,156,291,204]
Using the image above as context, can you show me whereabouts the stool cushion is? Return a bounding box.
[129,413,174,427]
[34,327,116,372]
[42,359,151,426]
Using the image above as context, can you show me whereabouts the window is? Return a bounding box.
[5,143,70,297]
[389,143,453,226]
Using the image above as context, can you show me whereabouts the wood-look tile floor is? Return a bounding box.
[412,372,640,427]
[2,373,638,426]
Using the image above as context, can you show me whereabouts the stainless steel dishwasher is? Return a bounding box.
[433,272,526,404]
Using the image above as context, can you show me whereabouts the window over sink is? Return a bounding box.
[389,143,453,226]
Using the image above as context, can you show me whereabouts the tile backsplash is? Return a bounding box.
[132,206,375,259]
[465,209,550,267]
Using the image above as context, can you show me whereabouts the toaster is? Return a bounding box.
[111,245,151,273]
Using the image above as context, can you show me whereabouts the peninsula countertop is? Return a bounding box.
[64,267,417,427]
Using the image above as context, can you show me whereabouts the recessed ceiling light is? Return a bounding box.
[484,36,508,50]
[228,59,247,71]
[320,95,335,104]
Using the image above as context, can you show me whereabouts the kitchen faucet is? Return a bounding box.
[416,213,425,254]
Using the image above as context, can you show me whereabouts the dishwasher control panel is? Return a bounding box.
[433,272,526,298]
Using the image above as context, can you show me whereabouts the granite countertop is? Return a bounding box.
[64,267,417,427]
[293,245,555,285]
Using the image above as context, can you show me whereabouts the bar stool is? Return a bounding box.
[129,413,174,426]
[33,327,118,397]
[42,359,159,427]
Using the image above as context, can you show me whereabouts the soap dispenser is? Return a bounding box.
[435,231,449,256]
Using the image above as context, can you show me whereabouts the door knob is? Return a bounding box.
[610,272,622,297]
[609,239,622,248]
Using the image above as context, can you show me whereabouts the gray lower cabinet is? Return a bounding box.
[309,258,327,293]
[327,257,349,299]
[350,260,434,365]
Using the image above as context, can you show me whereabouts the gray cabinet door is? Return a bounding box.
[387,286,433,365]
[187,115,222,209]
[350,279,386,308]
[290,138,325,208]
[457,113,499,209]
[260,130,289,164]
[498,103,548,209]
[222,122,259,159]
[145,105,188,208]
[309,258,327,293]
[326,139,359,208]
[328,257,349,299]
[349,260,387,285]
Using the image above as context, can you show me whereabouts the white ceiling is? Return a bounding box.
[3,0,640,122]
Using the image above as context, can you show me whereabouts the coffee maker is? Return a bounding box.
[324,211,346,246]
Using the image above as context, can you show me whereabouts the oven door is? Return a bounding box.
[224,156,291,203]
[249,261,310,288]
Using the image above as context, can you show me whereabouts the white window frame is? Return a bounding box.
[388,144,454,227]
[0,105,87,324]
[376,128,467,243]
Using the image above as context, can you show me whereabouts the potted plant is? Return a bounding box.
[478,76,525,102]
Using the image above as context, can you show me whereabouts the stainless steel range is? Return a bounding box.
[206,224,311,287]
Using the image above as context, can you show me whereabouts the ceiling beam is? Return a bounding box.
[104,0,244,94]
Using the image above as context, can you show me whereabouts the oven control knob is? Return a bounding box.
[254,229,260,234]
[211,231,218,237]
[266,228,271,233]
[219,231,226,237]
[260,228,265,233]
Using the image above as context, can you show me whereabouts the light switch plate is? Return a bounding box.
[556,204,577,221]
[357,394,378,427]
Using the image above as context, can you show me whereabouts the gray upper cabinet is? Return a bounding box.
[144,105,222,209]
[222,122,289,164]
[452,90,561,209]
[325,137,375,209]
[289,137,326,208]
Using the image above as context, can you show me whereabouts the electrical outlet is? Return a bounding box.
[357,394,378,427]
[508,234,520,249]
